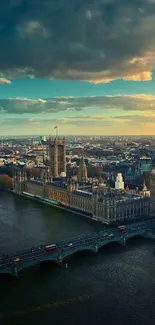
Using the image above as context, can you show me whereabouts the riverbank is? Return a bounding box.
[10,190,154,228]
[11,190,95,222]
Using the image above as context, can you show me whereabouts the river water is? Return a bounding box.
[0,192,155,325]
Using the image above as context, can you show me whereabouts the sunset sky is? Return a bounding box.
[1,0,155,136]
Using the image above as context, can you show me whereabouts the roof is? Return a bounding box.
[74,190,92,197]
[27,180,43,185]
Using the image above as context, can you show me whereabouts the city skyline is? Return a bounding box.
[1,0,155,135]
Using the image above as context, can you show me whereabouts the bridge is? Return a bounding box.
[0,220,155,277]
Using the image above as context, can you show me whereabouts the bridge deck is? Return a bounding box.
[0,220,155,276]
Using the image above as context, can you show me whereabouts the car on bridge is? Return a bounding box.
[14,257,20,263]
[108,234,114,239]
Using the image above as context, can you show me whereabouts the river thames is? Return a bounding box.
[0,192,155,325]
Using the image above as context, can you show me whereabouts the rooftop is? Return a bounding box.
[74,190,92,197]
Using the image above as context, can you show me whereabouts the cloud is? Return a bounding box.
[0,96,87,114]
[52,114,113,127]
[99,94,155,111]
[0,1,155,82]
[17,21,49,39]
[0,78,11,84]
[1,113,155,135]
[112,113,155,125]
[1,94,155,114]
[0,115,113,130]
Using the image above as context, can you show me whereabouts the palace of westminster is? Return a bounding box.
[13,137,155,225]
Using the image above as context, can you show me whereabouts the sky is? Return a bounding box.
[1,0,155,136]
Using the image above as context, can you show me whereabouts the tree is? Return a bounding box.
[30,168,42,179]
[87,165,103,178]
[0,166,18,177]
[0,175,13,189]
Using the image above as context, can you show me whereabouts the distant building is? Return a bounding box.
[115,173,124,190]
[39,135,47,144]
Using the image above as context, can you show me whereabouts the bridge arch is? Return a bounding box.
[97,239,125,251]
[61,246,95,261]
[126,233,147,242]
[39,258,60,267]
[17,255,60,274]
[17,260,40,274]
[0,270,14,277]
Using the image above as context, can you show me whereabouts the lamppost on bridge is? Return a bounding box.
[13,262,18,278]
[94,242,98,254]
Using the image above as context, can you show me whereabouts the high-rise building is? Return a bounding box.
[39,135,47,144]
[150,157,155,216]
[78,157,88,184]
[49,137,66,178]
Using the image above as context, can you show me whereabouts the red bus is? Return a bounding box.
[45,244,57,252]
[117,225,126,233]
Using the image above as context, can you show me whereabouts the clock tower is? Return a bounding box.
[150,157,155,216]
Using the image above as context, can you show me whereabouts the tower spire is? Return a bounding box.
[143,179,147,192]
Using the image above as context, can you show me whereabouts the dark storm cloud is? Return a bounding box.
[0,97,86,114]
[0,94,155,114]
[0,0,155,82]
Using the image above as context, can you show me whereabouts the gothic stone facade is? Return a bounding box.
[49,137,66,178]
[13,177,150,225]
